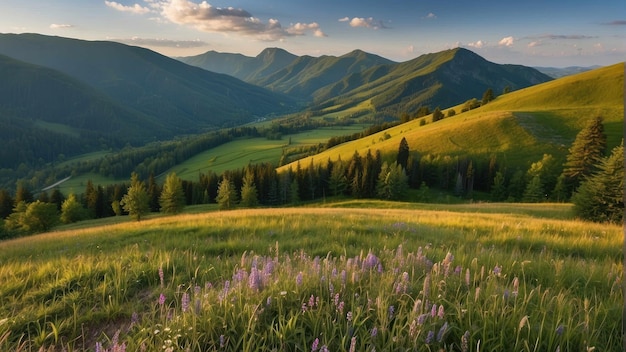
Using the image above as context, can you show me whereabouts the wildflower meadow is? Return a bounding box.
[0,204,622,351]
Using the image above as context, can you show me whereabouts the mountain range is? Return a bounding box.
[0,33,553,172]
[180,47,552,116]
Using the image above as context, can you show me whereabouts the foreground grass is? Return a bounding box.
[0,204,622,351]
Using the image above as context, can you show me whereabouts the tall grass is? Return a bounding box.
[0,206,621,351]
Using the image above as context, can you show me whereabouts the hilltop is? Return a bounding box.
[280,63,624,172]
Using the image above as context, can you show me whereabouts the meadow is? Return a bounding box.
[0,201,622,351]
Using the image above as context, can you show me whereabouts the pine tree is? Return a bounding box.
[329,161,347,196]
[376,162,408,200]
[490,171,507,201]
[522,175,545,203]
[240,171,259,208]
[482,88,495,105]
[560,116,606,197]
[159,172,186,214]
[0,189,14,219]
[215,176,238,210]
[397,137,410,170]
[572,141,624,223]
[120,172,150,221]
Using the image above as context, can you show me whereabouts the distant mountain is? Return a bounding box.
[179,48,299,82]
[534,65,602,79]
[314,48,552,114]
[180,49,395,99]
[0,33,295,135]
[181,47,550,114]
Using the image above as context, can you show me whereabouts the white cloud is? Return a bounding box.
[160,0,324,40]
[343,17,387,29]
[50,24,74,29]
[467,40,485,48]
[498,36,514,47]
[105,1,151,14]
[425,13,437,19]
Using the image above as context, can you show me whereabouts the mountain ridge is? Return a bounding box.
[180,46,551,114]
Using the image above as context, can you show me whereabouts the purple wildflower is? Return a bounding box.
[349,336,356,352]
[425,330,434,344]
[308,294,315,308]
[248,267,262,291]
[437,304,445,319]
[417,313,428,325]
[219,335,225,348]
[437,322,448,342]
[346,311,353,322]
[430,303,437,318]
[158,293,166,306]
[95,342,103,352]
[266,296,272,306]
[181,292,190,313]
[311,338,319,351]
[296,272,303,286]
[371,327,378,337]
[320,345,329,352]
[388,305,395,319]
[493,265,502,276]
[555,325,565,336]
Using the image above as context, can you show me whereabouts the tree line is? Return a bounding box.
[0,115,621,239]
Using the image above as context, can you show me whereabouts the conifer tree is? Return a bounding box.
[560,116,606,197]
[572,141,624,223]
[482,88,495,105]
[159,172,186,214]
[216,176,238,210]
[397,137,410,170]
[490,171,507,201]
[120,172,150,221]
[522,175,545,203]
[240,171,259,208]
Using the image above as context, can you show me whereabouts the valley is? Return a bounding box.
[0,32,623,352]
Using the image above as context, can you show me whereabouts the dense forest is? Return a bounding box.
[1,115,621,239]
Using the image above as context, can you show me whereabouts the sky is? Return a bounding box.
[1,0,625,67]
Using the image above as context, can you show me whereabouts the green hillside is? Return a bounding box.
[0,33,295,133]
[280,63,624,172]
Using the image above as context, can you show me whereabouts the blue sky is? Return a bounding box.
[1,0,625,66]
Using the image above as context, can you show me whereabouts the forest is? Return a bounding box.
[0,115,622,239]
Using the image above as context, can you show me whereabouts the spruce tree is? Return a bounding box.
[120,172,150,221]
[159,172,186,214]
[560,116,606,196]
[397,137,410,170]
[522,175,545,203]
[240,171,259,208]
[490,171,507,201]
[215,176,238,210]
[572,141,624,223]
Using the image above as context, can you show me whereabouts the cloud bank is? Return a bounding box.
[159,0,325,40]
[340,16,387,29]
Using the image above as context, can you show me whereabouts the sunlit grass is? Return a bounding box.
[0,205,621,351]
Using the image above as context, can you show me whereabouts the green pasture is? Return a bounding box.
[0,202,621,351]
[166,125,368,180]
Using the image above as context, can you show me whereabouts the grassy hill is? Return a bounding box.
[0,203,621,350]
[280,63,624,172]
